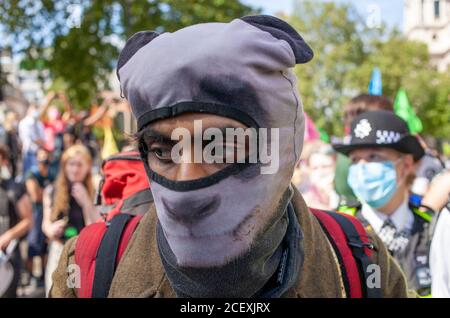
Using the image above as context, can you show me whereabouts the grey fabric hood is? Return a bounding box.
[117,14,313,139]
[115,16,313,294]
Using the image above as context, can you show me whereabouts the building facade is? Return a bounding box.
[404,0,450,72]
[1,48,51,107]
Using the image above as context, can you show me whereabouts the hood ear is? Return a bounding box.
[240,15,313,64]
[116,31,160,80]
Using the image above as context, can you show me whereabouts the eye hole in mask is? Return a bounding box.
[140,131,258,184]
[137,114,263,191]
[147,136,251,171]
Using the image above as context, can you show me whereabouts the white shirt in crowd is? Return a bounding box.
[361,200,414,234]
[430,207,450,298]
[18,115,45,154]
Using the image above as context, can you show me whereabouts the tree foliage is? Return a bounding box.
[0,0,256,107]
[1,0,448,138]
[287,0,450,138]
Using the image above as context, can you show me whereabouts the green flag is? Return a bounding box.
[443,142,450,157]
[394,89,423,134]
[317,127,330,143]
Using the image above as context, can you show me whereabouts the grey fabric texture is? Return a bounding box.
[157,187,304,298]
[118,15,311,142]
[116,15,312,288]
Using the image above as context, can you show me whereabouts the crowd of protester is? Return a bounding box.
[0,90,449,298]
[0,92,105,297]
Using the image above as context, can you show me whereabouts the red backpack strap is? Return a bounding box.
[116,214,143,263]
[74,213,143,298]
[311,208,381,298]
[91,213,143,298]
[326,211,382,298]
[75,222,108,298]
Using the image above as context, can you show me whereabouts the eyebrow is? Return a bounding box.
[205,125,252,139]
[142,124,249,143]
[141,128,174,144]
[205,126,237,139]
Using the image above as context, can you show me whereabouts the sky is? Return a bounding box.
[242,0,405,31]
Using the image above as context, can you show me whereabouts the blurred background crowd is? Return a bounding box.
[0,90,134,297]
[0,0,449,298]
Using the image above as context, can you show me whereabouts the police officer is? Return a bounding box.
[333,110,434,296]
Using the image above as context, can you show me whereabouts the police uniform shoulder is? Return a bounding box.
[409,203,434,222]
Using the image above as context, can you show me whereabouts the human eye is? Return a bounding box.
[350,156,359,164]
[149,143,173,163]
[369,153,384,162]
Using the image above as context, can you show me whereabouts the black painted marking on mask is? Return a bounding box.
[161,195,221,226]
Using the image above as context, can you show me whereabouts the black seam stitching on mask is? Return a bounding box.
[150,164,251,191]
[136,102,265,191]
[280,71,299,163]
[138,139,254,191]
[137,101,260,131]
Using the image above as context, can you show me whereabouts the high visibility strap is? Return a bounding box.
[338,205,357,216]
[412,207,433,223]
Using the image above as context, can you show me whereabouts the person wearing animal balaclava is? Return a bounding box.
[49,15,412,298]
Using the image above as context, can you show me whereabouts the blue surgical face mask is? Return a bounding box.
[348,160,399,209]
